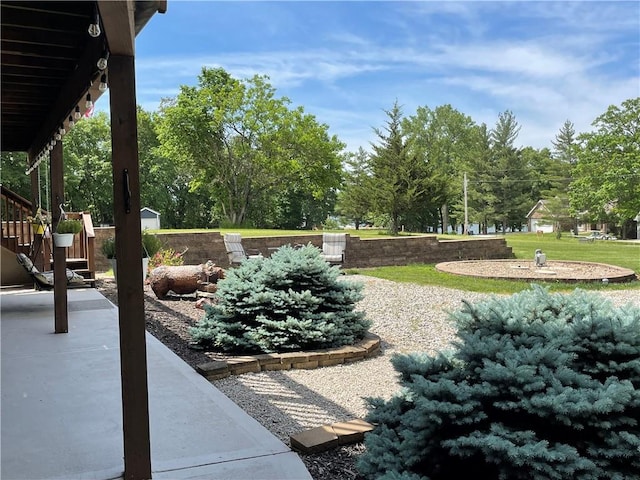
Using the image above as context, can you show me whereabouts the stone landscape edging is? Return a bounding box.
[195,332,381,380]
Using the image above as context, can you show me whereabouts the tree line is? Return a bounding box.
[2,67,638,237]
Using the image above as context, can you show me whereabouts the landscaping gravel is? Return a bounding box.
[97,274,640,480]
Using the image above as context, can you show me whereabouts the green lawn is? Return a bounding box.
[152,228,639,294]
[349,233,639,294]
[155,227,420,239]
[463,232,639,272]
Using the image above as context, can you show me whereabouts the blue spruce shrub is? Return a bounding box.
[358,286,640,480]
[190,244,370,353]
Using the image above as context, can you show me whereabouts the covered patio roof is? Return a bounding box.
[1,2,166,479]
[1,1,162,156]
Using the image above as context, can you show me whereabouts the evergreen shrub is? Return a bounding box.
[358,286,640,480]
[141,230,162,258]
[190,244,370,353]
[102,231,162,259]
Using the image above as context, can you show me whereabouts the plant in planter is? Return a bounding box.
[56,219,83,234]
[101,236,116,260]
[103,231,162,282]
[53,218,83,247]
[141,230,161,259]
[26,207,51,234]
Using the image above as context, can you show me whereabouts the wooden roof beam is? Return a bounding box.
[27,36,104,158]
[98,0,167,57]
[98,0,135,56]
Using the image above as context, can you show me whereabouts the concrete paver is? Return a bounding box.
[290,419,374,454]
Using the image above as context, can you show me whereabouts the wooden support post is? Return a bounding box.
[50,142,68,333]
[109,53,152,480]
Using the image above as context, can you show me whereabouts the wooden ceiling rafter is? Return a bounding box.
[1,1,166,156]
[1,40,81,60]
[27,35,105,159]
[1,1,98,153]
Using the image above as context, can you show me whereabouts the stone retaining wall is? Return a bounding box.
[94,228,513,272]
[195,333,382,380]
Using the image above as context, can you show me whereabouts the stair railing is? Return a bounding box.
[1,185,37,253]
[1,186,95,279]
[60,211,96,277]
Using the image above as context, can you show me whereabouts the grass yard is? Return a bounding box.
[502,233,639,272]
[150,228,638,294]
[348,233,640,294]
[152,227,419,239]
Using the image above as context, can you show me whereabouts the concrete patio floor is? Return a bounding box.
[1,287,312,480]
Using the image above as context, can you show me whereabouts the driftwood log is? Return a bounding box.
[149,261,225,299]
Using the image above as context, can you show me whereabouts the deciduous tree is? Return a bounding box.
[156,67,343,228]
[570,98,640,237]
[63,112,113,224]
[404,104,478,233]
[1,152,31,199]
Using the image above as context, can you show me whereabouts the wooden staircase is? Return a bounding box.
[1,186,97,286]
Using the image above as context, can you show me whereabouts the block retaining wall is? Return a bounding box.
[195,333,382,380]
[94,228,513,272]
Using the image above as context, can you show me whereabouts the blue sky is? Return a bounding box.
[123,1,639,153]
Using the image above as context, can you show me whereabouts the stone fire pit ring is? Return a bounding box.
[436,259,637,283]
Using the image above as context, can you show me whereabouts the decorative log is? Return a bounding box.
[149,262,225,299]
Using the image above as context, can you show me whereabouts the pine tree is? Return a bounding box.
[190,245,370,353]
[358,286,640,480]
[336,148,373,229]
[464,123,495,234]
[485,111,533,232]
[369,101,425,235]
[552,119,578,165]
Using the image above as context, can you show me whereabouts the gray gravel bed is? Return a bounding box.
[213,276,640,444]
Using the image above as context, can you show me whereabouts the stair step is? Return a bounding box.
[73,268,94,278]
[50,258,88,268]
[75,271,96,287]
[66,260,89,269]
[49,258,96,287]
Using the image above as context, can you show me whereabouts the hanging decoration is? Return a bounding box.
[25,6,110,176]
[97,49,109,70]
[88,3,101,37]
[98,73,108,92]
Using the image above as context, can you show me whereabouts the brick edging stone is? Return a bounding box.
[195,332,382,380]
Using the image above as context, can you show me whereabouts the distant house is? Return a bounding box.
[140,207,161,231]
[526,200,554,233]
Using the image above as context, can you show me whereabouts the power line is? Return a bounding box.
[468,173,640,184]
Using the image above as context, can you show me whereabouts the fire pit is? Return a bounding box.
[436,260,637,283]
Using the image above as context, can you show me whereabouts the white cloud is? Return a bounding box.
[434,42,587,77]
[134,1,638,153]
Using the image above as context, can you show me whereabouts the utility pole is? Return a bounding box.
[464,172,469,235]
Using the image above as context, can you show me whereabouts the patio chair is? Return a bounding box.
[223,233,263,266]
[321,233,346,265]
[16,253,86,291]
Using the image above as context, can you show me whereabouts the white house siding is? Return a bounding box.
[529,219,554,233]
